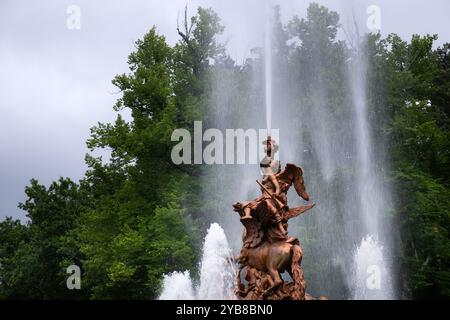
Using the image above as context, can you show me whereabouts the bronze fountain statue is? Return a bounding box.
[232,136,317,300]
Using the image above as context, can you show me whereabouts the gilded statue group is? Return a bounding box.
[232,136,318,300]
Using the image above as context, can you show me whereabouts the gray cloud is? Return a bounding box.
[0,0,449,220]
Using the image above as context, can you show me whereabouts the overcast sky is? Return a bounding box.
[1,0,449,221]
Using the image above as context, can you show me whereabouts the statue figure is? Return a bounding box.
[232,137,315,300]
[241,137,286,236]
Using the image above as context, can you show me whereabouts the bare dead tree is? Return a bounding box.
[177,5,194,45]
[176,5,202,78]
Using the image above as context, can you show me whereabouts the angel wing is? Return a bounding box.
[284,203,315,220]
[277,163,310,201]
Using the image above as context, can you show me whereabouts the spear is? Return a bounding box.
[256,180,286,211]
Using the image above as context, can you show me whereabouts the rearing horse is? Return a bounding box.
[238,239,306,299]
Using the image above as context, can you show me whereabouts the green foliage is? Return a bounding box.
[383,34,450,298]
[392,168,450,298]
[0,178,89,299]
[75,8,224,299]
[0,6,224,300]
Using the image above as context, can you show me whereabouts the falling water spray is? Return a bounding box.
[348,37,394,300]
[264,2,273,136]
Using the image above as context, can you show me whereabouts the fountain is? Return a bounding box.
[347,37,394,300]
[266,5,396,299]
[163,2,397,300]
[159,223,236,300]
[352,236,393,299]
[159,271,195,300]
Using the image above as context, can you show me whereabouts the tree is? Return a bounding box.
[0,178,89,299]
[385,34,450,298]
[77,8,226,299]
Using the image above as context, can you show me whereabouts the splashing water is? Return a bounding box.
[197,223,236,299]
[159,271,195,300]
[159,223,236,300]
[352,235,393,300]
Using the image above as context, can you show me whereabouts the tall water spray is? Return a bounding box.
[264,4,273,135]
[159,223,236,300]
[348,41,394,299]
[265,4,395,299]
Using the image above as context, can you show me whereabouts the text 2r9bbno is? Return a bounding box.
[220,304,272,315]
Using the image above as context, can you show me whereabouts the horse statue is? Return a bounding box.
[233,163,315,300]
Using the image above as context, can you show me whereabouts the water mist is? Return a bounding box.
[348,39,394,300]
[159,223,236,300]
[265,4,273,135]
